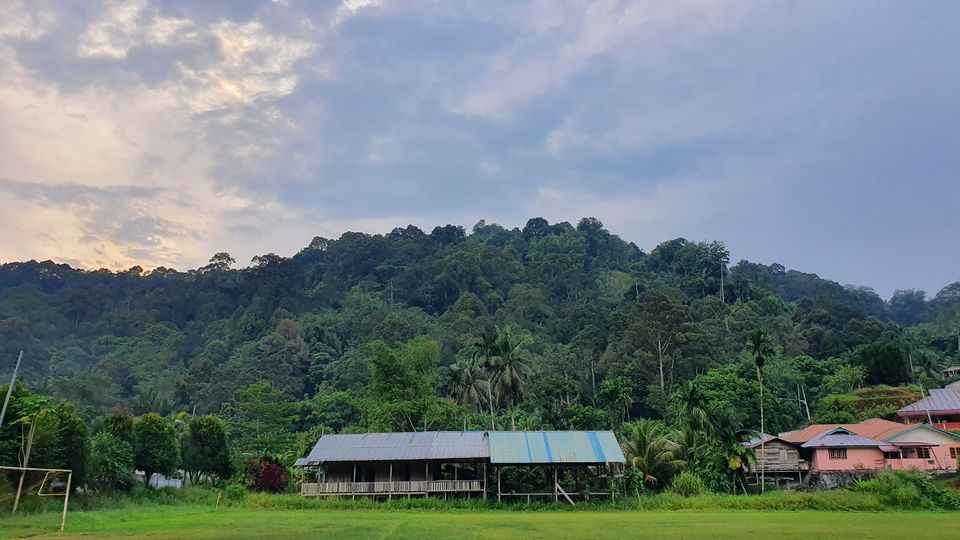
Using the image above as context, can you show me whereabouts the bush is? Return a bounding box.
[241,457,289,493]
[224,483,247,502]
[669,471,705,498]
[848,469,958,510]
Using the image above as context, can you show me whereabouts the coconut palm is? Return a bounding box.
[442,357,490,410]
[746,330,772,492]
[621,419,685,489]
[487,326,534,409]
[598,376,634,426]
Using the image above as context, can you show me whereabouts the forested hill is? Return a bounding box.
[1,217,959,436]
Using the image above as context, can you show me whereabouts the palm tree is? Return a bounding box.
[487,326,534,410]
[598,376,634,426]
[621,419,685,490]
[746,330,772,493]
[442,357,490,410]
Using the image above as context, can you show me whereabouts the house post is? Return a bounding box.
[388,463,393,501]
[483,462,487,500]
[554,467,558,503]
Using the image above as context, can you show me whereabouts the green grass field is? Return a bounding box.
[1,506,958,539]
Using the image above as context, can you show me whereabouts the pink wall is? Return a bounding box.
[810,448,885,471]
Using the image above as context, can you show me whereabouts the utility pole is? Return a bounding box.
[719,261,725,303]
[0,351,24,428]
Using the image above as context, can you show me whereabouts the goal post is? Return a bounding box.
[0,465,73,532]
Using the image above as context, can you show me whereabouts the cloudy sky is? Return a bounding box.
[1,0,957,298]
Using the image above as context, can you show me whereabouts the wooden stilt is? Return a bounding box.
[483,462,487,500]
[554,467,558,503]
[388,463,393,501]
[497,468,501,502]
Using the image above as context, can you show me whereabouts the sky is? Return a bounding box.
[0,0,958,299]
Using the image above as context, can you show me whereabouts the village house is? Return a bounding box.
[742,433,807,483]
[295,430,626,502]
[897,387,960,431]
[883,423,960,472]
[766,418,960,481]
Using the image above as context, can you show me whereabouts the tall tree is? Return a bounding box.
[746,330,772,493]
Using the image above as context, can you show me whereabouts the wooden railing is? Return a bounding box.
[301,479,483,496]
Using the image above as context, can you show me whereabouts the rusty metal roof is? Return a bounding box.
[488,431,626,464]
[897,388,960,417]
[296,431,489,465]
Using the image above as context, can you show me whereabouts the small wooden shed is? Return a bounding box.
[743,433,806,478]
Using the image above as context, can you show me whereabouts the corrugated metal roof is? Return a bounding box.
[298,431,489,465]
[898,388,960,417]
[742,433,785,448]
[488,431,625,464]
[778,418,909,444]
[801,428,886,449]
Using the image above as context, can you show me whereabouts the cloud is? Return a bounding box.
[0,0,958,298]
[453,0,751,119]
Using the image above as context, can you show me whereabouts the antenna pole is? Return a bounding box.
[0,351,24,428]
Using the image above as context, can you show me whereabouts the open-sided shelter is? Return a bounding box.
[296,430,626,502]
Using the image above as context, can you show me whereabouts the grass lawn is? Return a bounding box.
[1,506,958,539]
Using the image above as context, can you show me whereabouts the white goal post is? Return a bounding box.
[0,465,73,532]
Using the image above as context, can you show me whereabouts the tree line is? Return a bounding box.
[1,217,959,493]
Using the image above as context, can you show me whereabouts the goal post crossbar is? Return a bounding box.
[0,465,73,531]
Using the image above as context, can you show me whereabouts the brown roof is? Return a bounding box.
[778,418,909,444]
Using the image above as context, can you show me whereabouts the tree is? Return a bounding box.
[182,415,231,483]
[621,419,685,490]
[623,291,689,391]
[486,326,535,409]
[852,341,909,385]
[49,402,90,490]
[598,376,633,425]
[102,404,135,445]
[89,432,135,492]
[442,357,490,410]
[746,330,772,492]
[134,413,179,484]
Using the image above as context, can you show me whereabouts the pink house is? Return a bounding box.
[882,424,960,473]
[800,428,889,472]
[792,423,960,474]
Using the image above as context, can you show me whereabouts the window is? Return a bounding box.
[951,447,960,460]
[917,447,931,459]
[828,448,847,460]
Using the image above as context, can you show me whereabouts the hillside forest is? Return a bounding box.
[2,217,959,492]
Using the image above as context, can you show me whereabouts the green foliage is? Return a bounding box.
[3,218,960,500]
[89,432,135,492]
[100,404,135,445]
[224,482,247,502]
[622,420,685,491]
[669,471,706,497]
[182,415,232,481]
[134,413,179,482]
[849,470,960,510]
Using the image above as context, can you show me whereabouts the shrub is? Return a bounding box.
[242,457,289,493]
[224,483,247,502]
[848,469,958,510]
[669,471,705,498]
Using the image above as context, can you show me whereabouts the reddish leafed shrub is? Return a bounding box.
[252,457,288,493]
